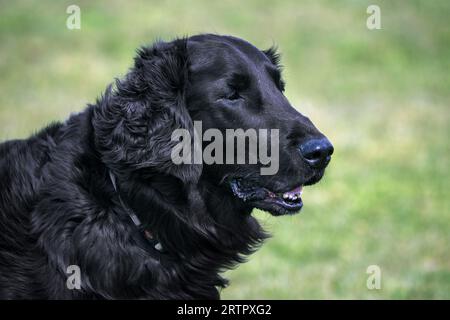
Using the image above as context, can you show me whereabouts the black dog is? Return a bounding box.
[0,34,333,299]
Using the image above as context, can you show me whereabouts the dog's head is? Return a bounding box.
[186,35,333,216]
[95,34,333,217]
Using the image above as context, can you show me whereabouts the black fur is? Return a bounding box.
[0,34,331,299]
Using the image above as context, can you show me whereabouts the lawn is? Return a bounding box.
[0,0,448,299]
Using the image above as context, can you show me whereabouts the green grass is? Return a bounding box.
[0,0,449,299]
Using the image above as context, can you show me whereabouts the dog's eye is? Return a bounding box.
[225,91,241,101]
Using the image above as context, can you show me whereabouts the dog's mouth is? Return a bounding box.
[230,179,306,216]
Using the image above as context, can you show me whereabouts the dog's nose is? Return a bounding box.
[299,138,334,169]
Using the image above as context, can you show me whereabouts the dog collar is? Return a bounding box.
[108,170,164,253]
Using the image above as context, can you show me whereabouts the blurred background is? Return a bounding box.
[0,0,448,299]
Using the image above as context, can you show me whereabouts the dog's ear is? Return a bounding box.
[263,46,285,91]
[263,46,282,68]
[93,38,202,184]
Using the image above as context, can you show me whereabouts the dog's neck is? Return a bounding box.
[109,168,266,262]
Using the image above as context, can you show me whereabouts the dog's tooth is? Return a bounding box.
[283,193,289,199]
[292,196,298,200]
